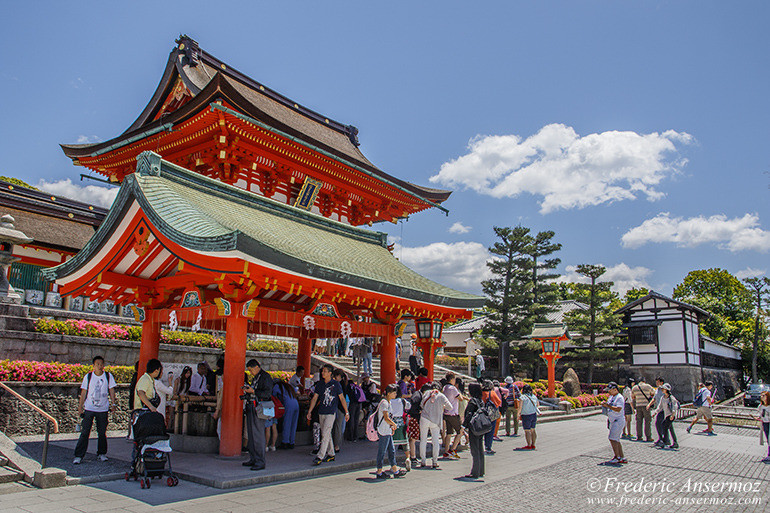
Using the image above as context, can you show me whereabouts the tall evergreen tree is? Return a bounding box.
[743,276,770,383]
[528,230,562,321]
[563,264,623,384]
[481,226,533,376]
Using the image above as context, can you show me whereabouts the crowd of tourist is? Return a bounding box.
[74,355,770,479]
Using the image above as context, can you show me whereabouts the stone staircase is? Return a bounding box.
[0,455,28,494]
[313,355,475,386]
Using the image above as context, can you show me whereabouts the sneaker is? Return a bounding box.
[73,457,82,465]
[484,450,496,455]
[322,455,335,462]
[98,454,109,462]
[686,426,692,434]
[492,436,503,442]
[393,469,407,478]
[618,458,628,464]
[442,452,452,458]
[376,472,390,479]
[706,430,717,436]
[667,443,679,449]
[312,457,322,466]
[431,463,440,469]
[606,456,620,464]
[405,459,411,472]
[451,452,461,460]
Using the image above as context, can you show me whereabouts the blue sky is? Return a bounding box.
[1,2,768,297]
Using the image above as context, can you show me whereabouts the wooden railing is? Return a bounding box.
[0,382,59,468]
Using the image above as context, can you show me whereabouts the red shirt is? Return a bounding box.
[415,376,431,391]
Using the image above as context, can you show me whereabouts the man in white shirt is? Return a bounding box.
[73,356,117,464]
[189,362,210,396]
[475,350,485,379]
[289,366,305,392]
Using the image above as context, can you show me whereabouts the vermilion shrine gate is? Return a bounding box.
[44,36,482,457]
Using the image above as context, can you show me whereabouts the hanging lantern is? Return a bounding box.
[415,318,443,341]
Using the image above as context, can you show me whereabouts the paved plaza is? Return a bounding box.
[1,415,769,513]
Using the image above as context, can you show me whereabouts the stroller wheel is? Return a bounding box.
[145,478,151,489]
[167,476,174,487]
[125,472,130,482]
[140,479,145,489]
[173,476,179,486]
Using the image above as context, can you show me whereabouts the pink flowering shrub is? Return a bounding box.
[0,360,134,383]
[33,319,295,353]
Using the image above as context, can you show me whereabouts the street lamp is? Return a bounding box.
[527,323,569,398]
[0,214,32,304]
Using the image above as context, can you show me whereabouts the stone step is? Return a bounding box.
[0,467,24,484]
[0,481,34,496]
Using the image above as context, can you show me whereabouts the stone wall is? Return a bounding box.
[0,382,132,436]
[0,329,298,371]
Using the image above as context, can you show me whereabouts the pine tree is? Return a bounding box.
[481,226,533,376]
[743,276,770,383]
[563,264,623,384]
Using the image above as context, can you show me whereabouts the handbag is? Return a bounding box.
[254,400,275,420]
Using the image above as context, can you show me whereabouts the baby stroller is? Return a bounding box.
[125,411,179,488]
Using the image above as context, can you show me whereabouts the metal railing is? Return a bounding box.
[675,392,760,429]
[0,382,59,468]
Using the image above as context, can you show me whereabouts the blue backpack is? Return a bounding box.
[693,389,706,407]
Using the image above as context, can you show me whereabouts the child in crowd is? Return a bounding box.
[375,385,405,479]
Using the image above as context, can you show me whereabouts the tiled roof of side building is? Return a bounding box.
[45,153,483,310]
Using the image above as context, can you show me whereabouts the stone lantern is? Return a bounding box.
[0,214,33,304]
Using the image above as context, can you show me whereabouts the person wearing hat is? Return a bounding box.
[653,384,680,449]
[600,382,627,464]
[475,349,485,379]
[503,377,521,437]
[622,378,635,439]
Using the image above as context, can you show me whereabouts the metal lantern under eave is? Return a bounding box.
[414,318,444,381]
[541,338,560,356]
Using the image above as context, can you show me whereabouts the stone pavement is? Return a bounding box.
[1,415,768,512]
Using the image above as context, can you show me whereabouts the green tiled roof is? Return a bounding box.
[45,152,483,310]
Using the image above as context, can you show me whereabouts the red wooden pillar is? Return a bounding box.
[138,314,160,376]
[220,308,248,457]
[417,341,436,381]
[296,331,312,379]
[380,329,397,389]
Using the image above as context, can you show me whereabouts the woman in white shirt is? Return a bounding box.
[755,391,770,462]
[600,382,626,465]
[375,384,404,479]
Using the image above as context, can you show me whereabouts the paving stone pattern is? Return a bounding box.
[396,443,770,513]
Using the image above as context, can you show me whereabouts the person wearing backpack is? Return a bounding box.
[406,386,423,467]
[345,377,365,441]
[687,381,716,435]
[419,383,452,468]
[73,356,117,464]
[461,382,485,479]
[374,384,405,479]
[503,377,520,437]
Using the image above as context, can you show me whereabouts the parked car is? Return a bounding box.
[744,383,770,407]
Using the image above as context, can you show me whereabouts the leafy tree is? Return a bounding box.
[481,226,533,376]
[623,287,650,303]
[742,277,770,383]
[0,176,37,190]
[563,264,623,384]
[673,268,753,345]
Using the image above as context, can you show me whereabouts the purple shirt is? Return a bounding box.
[442,384,460,416]
[398,380,414,397]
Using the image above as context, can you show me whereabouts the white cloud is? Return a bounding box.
[448,222,471,234]
[621,212,770,252]
[560,263,652,296]
[36,179,118,208]
[395,241,491,293]
[76,135,101,144]
[430,124,692,214]
[736,267,767,280]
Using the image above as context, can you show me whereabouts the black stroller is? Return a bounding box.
[125,411,179,488]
